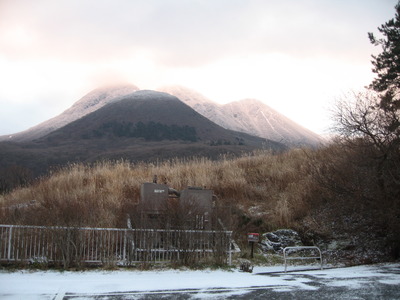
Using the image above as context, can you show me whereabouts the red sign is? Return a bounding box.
[247,233,259,242]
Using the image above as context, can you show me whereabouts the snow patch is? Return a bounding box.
[0,85,139,142]
[1,263,399,299]
[161,86,322,146]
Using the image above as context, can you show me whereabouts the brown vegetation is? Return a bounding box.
[0,150,316,229]
[0,144,399,264]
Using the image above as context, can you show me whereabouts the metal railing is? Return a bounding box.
[283,246,323,272]
[0,225,232,267]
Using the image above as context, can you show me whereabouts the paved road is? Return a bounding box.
[56,265,400,299]
[58,283,400,299]
[2,264,400,299]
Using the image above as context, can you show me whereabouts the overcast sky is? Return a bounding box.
[0,0,398,136]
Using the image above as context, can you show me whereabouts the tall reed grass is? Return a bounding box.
[0,149,322,233]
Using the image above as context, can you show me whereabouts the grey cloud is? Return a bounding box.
[0,0,396,66]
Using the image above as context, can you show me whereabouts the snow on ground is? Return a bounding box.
[0,263,399,299]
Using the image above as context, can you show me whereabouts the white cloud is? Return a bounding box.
[0,0,398,135]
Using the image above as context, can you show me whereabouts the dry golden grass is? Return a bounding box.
[0,148,322,232]
[2,136,397,266]
[3,143,399,263]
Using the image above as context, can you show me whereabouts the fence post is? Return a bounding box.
[123,230,127,263]
[7,226,13,260]
[228,232,232,266]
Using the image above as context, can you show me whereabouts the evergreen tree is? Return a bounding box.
[368,1,400,111]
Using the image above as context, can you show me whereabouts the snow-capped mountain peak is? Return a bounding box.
[160,87,323,147]
[1,84,139,142]
[1,84,323,147]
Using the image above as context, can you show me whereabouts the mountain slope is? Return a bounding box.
[0,90,283,178]
[159,86,323,146]
[42,90,269,146]
[0,84,139,142]
[222,99,323,146]
[2,84,322,147]
[158,86,234,130]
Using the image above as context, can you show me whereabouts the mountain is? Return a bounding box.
[0,90,284,182]
[222,99,323,146]
[0,83,324,188]
[0,84,139,142]
[158,86,233,130]
[42,90,268,146]
[159,86,323,147]
[2,84,322,146]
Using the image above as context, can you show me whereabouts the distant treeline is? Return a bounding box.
[86,121,198,142]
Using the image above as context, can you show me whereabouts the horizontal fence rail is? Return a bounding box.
[283,246,323,272]
[0,225,232,267]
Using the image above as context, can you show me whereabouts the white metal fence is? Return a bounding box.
[0,225,232,267]
[283,246,323,272]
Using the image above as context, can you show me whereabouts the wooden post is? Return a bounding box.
[250,241,254,258]
[247,233,259,259]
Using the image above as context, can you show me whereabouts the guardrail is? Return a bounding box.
[0,225,232,267]
[283,246,323,272]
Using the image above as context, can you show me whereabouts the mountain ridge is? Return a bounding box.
[40,90,271,147]
[2,84,323,147]
[158,86,323,147]
[0,84,140,142]
[0,90,285,180]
